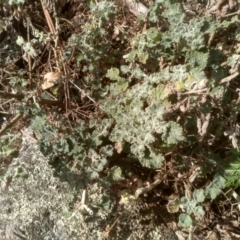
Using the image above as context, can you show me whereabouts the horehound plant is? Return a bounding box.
[1,0,240,238]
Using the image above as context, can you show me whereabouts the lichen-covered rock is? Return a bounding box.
[0,127,75,239]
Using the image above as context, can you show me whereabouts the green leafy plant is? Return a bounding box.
[2,0,240,237]
[22,0,240,228]
[167,175,226,228]
[225,149,240,188]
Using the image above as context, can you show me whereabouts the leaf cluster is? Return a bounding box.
[2,0,240,236]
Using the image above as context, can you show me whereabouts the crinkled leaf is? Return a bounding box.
[144,132,155,144]
[139,153,164,169]
[100,145,113,157]
[181,197,189,205]
[194,205,205,217]
[127,50,137,62]
[162,121,185,145]
[178,213,192,228]
[131,144,145,159]
[213,175,226,189]
[107,166,124,183]
[205,185,221,200]
[117,79,128,91]
[106,68,121,81]
[138,52,149,64]
[193,189,205,203]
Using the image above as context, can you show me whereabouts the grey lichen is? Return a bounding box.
[0,127,78,240]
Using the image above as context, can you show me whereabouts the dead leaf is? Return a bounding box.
[115,142,124,153]
[41,72,62,90]
[124,0,148,17]
[206,230,219,240]
[112,25,120,39]
[175,230,187,240]
[179,105,186,112]
[167,197,181,213]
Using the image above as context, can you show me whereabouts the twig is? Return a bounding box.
[68,80,97,104]
[0,90,63,106]
[188,225,193,240]
[21,129,37,142]
[81,189,87,205]
[53,6,60,48]
[102,216,120,239]
[41,2,55,35]
[60,17,75,27]
[79,189,93,215]
[26,17,32,84]
[220,71,239,83]
[221,10,240,18]
[0,113,23,136]
[179,88,207,95]
[135,178,162,197]
[0,91,24,100]
[208,31,215,47]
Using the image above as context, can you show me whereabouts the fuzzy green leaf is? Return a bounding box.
[193,189,205,203]
[162,121,185,145]
[107,166,124,183]
[213,175,226,189]
[139,153,164,169]
[138,52,149,64]
[117,78,128,91]
[205,185,221,200]
[106,68,121,81]
[127,50,137,62]
[178,213,192,228]
[144,132,155,144]
[131,144,145,159]
[186,50,209,70]
[100,145,113,157]
[194,206,205,217]
[150,84,167,101]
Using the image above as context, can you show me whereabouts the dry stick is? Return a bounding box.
[208,31,215,47]
[220,71,239,83]
[0,113,23,137]
[26,17,32,84]
[210,0,228,12]
[41,2,61,72]
[64,77,70,114]
[0,90,63,107]
[179,88,207,95]
[42,1,66,112]
[135,178,162,197]
[38,98,63,106]
[41,1,67,113]
[103,216,120,239]
[41,0,60,73]
[52,48,60,72]
[79,189,93,215]
[0,91,24,100]
[53,8,60,49]
[60,18,75,27]
[21,129,37,142]
[68,80,97,104]
[222,10,240,18]
[59,51,71,114]
[41,2,55,34]
[68,80,106,113]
